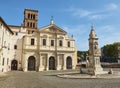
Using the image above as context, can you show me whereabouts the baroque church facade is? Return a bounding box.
[0,9,77,72]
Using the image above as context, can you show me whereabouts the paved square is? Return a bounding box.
[0,70,120,88]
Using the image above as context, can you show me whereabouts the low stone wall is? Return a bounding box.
[101,63,120,68]
[76,64,86,69]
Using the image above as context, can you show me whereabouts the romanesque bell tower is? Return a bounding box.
[24,9,38,34]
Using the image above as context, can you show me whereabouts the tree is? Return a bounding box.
[102,42,120,62]
[77,51,88,61]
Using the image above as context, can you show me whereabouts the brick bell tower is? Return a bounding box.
[24,9,38,34]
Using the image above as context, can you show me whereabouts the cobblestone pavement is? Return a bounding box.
[0,69,120,88]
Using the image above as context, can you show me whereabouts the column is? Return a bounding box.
[23,57,28,72]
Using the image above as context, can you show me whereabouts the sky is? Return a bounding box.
[0,0,120,51]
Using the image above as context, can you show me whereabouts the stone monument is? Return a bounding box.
[87,25,104,75]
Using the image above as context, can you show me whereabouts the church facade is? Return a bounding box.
[0,9,77,72]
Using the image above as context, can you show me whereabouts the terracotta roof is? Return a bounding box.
[8,25,24,28]
[0,17,14,35]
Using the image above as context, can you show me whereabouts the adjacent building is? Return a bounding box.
[0,17,14,72]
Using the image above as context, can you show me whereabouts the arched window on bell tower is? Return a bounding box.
[27,22,29,27]
[28,13,30,19]
[33,14,35,20]
[30,22,32,28]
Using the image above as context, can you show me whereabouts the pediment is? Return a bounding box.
[39,24,67,34]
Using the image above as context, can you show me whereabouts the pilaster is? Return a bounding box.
[46,54,49,71]
[56,56,61,70]
[38,56,44,71]
[23,59,28,72]
[63,55,66,70]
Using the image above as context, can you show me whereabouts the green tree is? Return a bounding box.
[77,51,88,61]
[103,42,120,57]
[102,42,120,62]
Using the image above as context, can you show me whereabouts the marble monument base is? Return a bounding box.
[88,66,107,75]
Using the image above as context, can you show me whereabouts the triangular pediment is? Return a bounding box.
[39,24,67,34]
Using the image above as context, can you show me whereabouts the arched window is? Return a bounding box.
[33,14,35,19]
[28,13,30,19]
[33,23,35,28]
[31,14,33,19]
[30,22,32,28]
[27,22,29,27]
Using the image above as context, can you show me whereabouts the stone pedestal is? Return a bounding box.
[87,54,105,75]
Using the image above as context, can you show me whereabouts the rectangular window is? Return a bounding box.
[59,40,62,46]
[2,58,4,66]
[43,39,46,46]
[68,41,70,47]
[31,38,35,45]
[14,45,17,49]
[51,40,54,46]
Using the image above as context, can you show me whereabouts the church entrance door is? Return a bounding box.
[28,56,36,71]
[11,60,18,70]
[49,56,55,70]
[66,57,72,69]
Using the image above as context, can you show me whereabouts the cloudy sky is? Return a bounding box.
[0,0,120,51]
